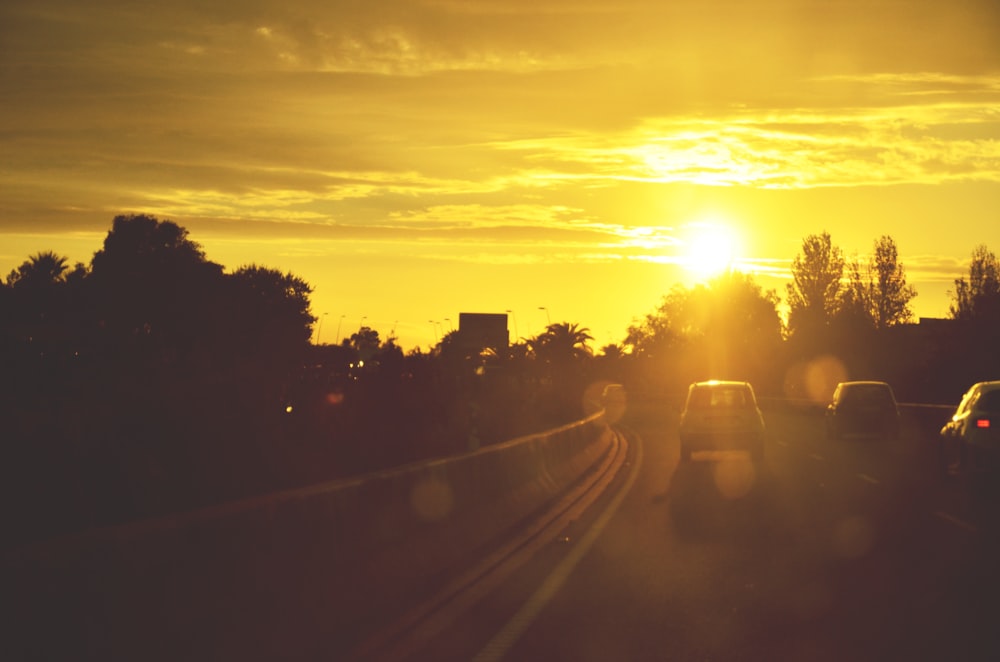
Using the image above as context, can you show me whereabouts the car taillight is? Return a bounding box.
[976,418,991,429]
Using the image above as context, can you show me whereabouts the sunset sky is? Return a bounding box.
[2,1,998,351]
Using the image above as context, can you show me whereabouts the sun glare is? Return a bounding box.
[682,221,741,278]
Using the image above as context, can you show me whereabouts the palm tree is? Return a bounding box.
[525,322,595,421]
[7,251,69,288]
[3,251,76,355]
[529,322,594,364]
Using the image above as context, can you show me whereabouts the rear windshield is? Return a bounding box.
[842,384,894,404]
[977,390,1000,413]
[689,385,753,409]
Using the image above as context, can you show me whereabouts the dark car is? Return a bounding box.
[678,380,765,462]
[825,381,901,439]
[939,381,1000,479]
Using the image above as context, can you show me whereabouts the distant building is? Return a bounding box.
[458,312,509,353]
[887,316,954,347]
[916,317,955,332]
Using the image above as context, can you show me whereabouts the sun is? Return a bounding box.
[681,220,741,279]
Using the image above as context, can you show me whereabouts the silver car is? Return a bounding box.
[678,380,765,462]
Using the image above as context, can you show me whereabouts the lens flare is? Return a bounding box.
[713,457,756,499]
[410,476,454,522]
[833,516,874,559]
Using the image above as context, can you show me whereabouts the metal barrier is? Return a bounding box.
[5,412,616,661]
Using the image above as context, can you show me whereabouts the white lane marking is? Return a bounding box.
[472,433,643,662]
[776,439,789,448]
[809,453,826,462]
[857,473,880,485]
[933,510,977,533]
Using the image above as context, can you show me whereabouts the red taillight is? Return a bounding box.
[976,418,991,429]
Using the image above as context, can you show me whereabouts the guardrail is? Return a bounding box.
[5,410,616,661]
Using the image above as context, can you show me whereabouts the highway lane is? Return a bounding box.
[425,396,1000,661]
[8,396,999,661]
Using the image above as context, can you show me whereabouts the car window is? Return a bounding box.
[843,384,892,404]
[976,389,1000,413]
[689,385,750,409]
[688,388,710,409]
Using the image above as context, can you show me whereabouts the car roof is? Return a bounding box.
[691,380,751,388]
[838,380,891,387]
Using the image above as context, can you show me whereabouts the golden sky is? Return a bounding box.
[2,0,999,350]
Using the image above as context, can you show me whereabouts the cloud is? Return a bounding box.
[507,75,1000,188]
[2,0,998,303]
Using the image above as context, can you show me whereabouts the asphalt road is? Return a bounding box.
[8,396,999,662]
[418,396,1000,662]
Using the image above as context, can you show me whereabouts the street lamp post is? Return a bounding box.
[505,309,519,342]
[538,306,551,326]
[358,316,367,333]
[428,320,439,344]
[315,312,328,344]
[335,314,346,344]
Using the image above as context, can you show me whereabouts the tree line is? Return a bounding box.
[0,215,606,547]
[2,215,998,548]
[623,231,999,400]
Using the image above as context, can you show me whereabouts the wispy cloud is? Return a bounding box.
[2,0,998,332]
[481,76,1000,189]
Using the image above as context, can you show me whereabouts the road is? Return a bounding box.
[7,395,1000,661]
[414,396,1000,662]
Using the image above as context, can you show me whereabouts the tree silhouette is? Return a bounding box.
[86,214,226,368]
[529,322,594,364]
[625,287,686,359]
[91,214,213,275]
[710,271,782,354]
[787,231,845,337]
[947,244,1000,382]
[841,235,916,329]
[344,325,381,362]
[8,209,1000,549]
[221,264,316,428]
[839,258,874,331]
[950,244,1000,323]
[870,236,917,328]
[628,271,782,387]
[2,251,87,364]
[520,322,595,422]
[228,264,315,353]
[6,251,70,288]
[599,343,624,359]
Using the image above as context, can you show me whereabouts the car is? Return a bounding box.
[600,383,627,424]
[825,381,901,439]
[939,381,1000,480]
[678,380,765,462]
